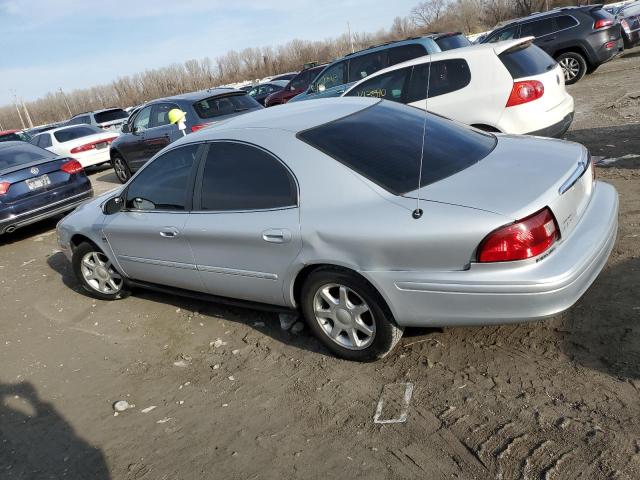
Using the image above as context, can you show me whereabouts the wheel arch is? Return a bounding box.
[553,45,592,65]
[289,262,399,326]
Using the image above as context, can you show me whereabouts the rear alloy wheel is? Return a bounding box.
[301,269,403,361]
[112,155,131,183]
[556,52,587,85]
[72,242,129,300]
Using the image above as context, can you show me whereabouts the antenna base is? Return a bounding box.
[412,209,423,219]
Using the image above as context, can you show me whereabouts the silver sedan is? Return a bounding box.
[56,98,618,361]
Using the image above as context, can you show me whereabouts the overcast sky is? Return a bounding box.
[0,0,418,106]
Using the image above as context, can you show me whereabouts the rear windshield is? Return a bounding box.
[0,131,31,142]
[499,43,556,78]
[0,143,55,170]
[193,94,258,119]
[94,109,129,124]
[298,101,496,195]
[436,34,471,51]
[54,126,102,143]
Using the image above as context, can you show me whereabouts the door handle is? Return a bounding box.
[262,229,292,244]
[159,227,180,238]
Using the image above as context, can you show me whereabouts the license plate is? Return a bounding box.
[95,142,107,150]
[26,174,51,191]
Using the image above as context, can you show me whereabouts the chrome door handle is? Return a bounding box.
[159,227,179,238]
[262,229,291,244]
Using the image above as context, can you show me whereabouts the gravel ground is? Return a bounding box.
[1,47,639,480]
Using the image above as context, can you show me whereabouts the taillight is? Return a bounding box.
[505,80,544,107]
[594,19,614,29]
[191,123,210,133]
[477,208,559,263]
[61,159,84,175]
[70,137,117,154]
[0,181,10,195]
[604,41,617,49]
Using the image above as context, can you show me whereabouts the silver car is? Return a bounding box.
[56,98,618,361]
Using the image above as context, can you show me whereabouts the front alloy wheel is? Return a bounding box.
[72,242,129,300]
[556,52,587,85]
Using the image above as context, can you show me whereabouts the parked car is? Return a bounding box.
[31,125,118,168]
[248,80,290,105]
[264,65,327,106]
[0,142,92,235]
[239,85,254,92]
[271,71,299,81]
[57,98,617,361]
[0,130,31,143]
[110,88,262,183]
[67,108,130,132]
[26,123,63,137]
[607,1,640,48]
[343,38,574,138]
[289,36,444,103]
[432,32,473,51]
[480,5,623,84]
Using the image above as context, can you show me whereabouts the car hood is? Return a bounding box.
[404,134,589,222]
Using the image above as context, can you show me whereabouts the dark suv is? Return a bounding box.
[481,5,622,84]
[110,89,262,183]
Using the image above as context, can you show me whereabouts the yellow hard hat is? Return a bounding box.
[168,108,186,125]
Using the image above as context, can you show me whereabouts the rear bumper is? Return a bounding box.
[0,190,93,234]
[527,111,574,138]
[366,181,618,327]
[77,149,111,167]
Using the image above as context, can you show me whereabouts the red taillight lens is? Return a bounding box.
[604,41,616,49]
[0,181,10,195]
[70,144,95,154]
[477,208,559,263]
[505,80,544,107]
[191,123,210,133]
[61,159,84,175]
[594,19,614,29]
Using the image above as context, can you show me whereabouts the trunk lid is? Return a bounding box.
[404,135,594,238]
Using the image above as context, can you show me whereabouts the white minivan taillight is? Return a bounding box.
[477,208,559,263]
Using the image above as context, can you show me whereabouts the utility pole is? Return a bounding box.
[21,98,34,128]
[347,21,355,53]
[12,94,25,129]
[59,88,72,117]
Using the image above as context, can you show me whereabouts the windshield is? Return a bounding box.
[0,143,55,170]
[298,101,496,195]
[193,94,259,119]
[94,109,129,124]
[54,126,102,143]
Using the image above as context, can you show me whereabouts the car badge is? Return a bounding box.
[30,167,39,175]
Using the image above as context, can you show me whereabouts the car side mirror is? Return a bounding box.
[103,196,124,215]
[121,122,130,133]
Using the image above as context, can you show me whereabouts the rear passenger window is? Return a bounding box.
[198,142,296,211]
[520,18,555,37]
[39,134,52,148]
[555,15,578,30]
[388,45,427,66]
[346,68,411,101]
[406,59,471,103]
[348,51,389,82]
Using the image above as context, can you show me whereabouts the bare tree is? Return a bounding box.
[411,0,449,27]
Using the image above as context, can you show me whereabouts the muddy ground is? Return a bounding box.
[1,47,639,480]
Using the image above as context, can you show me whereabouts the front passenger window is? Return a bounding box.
[133,106,152,131]
[125,144,200,211]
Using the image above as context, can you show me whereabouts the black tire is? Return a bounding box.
[556,52,587,85]
[300,269,403,361]
[112,154,131,184]
[72,242,130,301]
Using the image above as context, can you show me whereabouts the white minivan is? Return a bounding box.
[342,37,575,137]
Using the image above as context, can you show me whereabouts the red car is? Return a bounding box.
[264,64,326,107]
[0,130,31,143]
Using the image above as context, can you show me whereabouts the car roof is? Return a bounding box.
[71,107,125,118]
[156,88,246,103]
[0,130,19,135]
[264,80,290,87]
[0,140,23,149]
[185,97,379,136]
[46,124,99,134]
[492,4,599,30]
